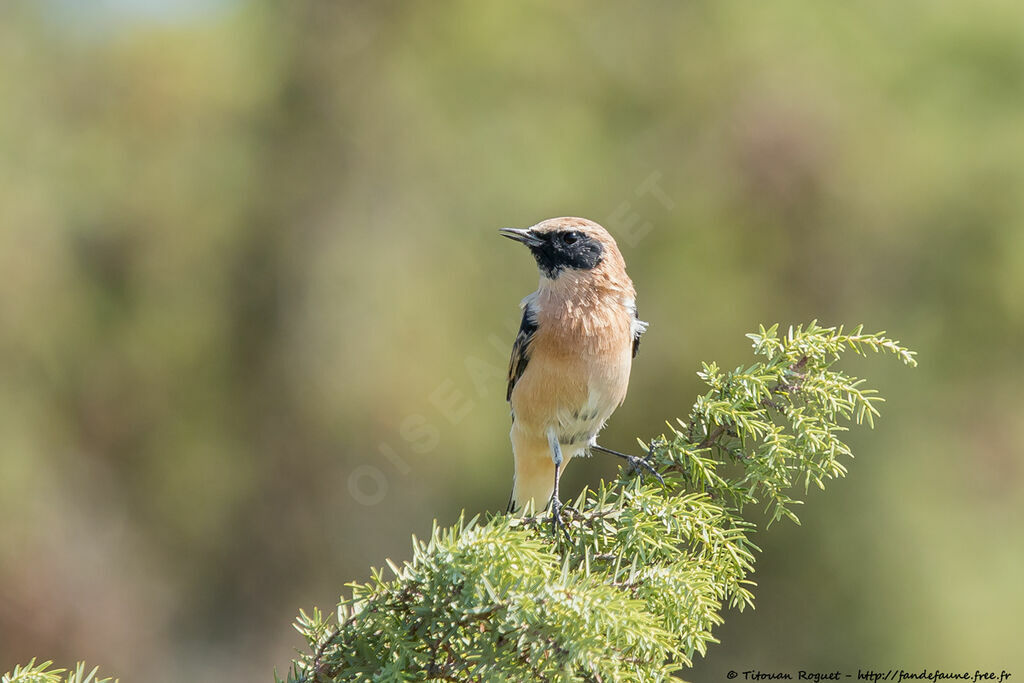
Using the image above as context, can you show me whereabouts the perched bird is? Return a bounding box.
[500,217,657,533]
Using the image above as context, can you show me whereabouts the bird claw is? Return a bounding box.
[549,498,571,543]
[624,453,665,486]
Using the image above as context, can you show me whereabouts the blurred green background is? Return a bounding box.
[2,1,1022,681]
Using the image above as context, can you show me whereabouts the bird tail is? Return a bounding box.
[505,486,517,514]
[507,428,573,514]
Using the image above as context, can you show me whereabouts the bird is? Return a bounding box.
[500,217,658,534]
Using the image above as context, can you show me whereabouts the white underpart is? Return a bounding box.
[552,389,610,457]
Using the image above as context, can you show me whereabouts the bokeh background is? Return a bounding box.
[2,1,1022,680]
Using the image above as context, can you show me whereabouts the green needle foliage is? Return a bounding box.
[284,322,916,682]
[1,660,114,683]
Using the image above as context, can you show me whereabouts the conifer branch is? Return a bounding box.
[276,322,915,681]
[1,660,115,683]
[4,322,916,683]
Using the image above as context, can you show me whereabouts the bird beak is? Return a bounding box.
[499,227,543,247]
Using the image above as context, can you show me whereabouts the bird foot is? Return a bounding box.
[549,497,571,543]
[591,443,665,486]
[624,453,665,486]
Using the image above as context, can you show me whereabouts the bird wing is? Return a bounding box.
[507,304,538,402]
[631,305,649,358]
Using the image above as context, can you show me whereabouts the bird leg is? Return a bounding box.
[591,444,664,485]
[547,432,569,541]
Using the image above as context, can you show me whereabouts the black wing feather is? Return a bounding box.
[506,307,537,402]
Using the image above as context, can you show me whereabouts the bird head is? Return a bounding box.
[499,217,626,282]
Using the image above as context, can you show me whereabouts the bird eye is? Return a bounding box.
[562,232,579,245]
